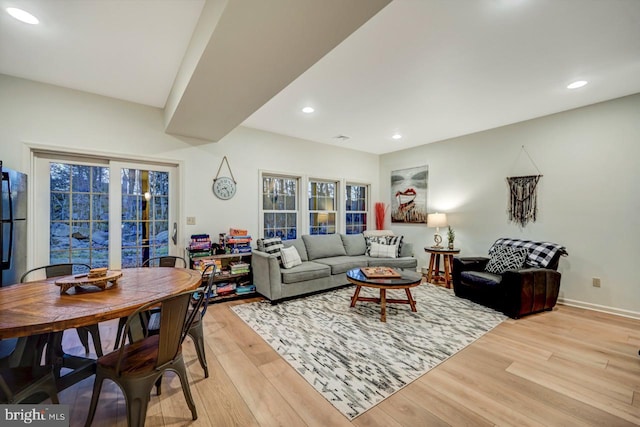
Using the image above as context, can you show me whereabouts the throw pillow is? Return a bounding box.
[280,246,302,269]
[365,235,388,255]
[260,237,284,259]
[386,235,404,257]
[485,245,528,274]
[365,235,404,257]
[368,241,398,258]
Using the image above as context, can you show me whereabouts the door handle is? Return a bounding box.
[171,222,177,245]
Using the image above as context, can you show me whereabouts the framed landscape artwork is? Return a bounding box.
[390,165,428,223]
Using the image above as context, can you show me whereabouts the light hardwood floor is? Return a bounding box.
[59,297,640,426]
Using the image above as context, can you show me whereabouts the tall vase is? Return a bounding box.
[374,202,386,230]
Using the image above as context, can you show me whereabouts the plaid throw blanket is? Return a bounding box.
[489,238,567,268]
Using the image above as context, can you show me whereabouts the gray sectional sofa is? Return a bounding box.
[252,233,417,303]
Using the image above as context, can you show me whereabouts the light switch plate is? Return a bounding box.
[186,216,196,225]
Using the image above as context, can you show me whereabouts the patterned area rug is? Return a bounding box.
[231,283,505,419]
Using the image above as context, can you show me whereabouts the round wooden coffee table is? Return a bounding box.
[346,267,422,322]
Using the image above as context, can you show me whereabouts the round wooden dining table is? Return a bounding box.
[0,267,202,390]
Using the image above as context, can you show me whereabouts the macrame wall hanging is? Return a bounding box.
[507,146,543,227]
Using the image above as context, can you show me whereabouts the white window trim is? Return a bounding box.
[259,171,372,238]
[259,170,301,240]
[308,177,340,235]
[29,146,183,270]
[345,181,371,234]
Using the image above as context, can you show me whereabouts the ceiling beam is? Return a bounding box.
[164,0,391,142]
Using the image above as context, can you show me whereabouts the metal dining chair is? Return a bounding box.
[147,263,215,378]
[113,256,188,350]
[142,255,187,268]
[0,365,59,404]
[84,283,212,427]
[20,263,103,357]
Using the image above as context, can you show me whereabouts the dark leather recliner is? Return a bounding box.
[452,239,567,319]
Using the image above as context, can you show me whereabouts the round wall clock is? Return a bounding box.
[213,176,236,200]
[212,156,237,200]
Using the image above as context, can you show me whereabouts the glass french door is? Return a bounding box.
[34,155,178,269]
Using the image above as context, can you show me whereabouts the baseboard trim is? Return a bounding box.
[558,298,640,320]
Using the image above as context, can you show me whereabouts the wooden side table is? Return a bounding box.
[424,247,460,288]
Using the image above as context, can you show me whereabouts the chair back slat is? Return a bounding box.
[156,293,190,366]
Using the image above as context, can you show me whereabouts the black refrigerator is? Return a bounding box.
[1,161,28,286]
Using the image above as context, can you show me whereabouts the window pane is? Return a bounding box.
[263,194,274,210]
[72,194,90,220]
[50,163,70,191]
[72,165,91,192]
[91,249,109,268]
[92,167,109,193]
[122,221,140,246]
[51,222,71,250]
[93,221,109,248]
[153,221,168,244]
[122,248,139,268]
[153,196,168,220]
[50,193,70,221]
[92,194,109,221]
[71,222,91,248]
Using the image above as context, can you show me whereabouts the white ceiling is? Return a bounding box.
[2,0,640,155]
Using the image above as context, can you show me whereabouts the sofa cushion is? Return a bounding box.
[314,256,367,275]
[461,270,502,287]
[280,261,331,284]
[367,257,417,269]
[283,238,308,261]
[340,233,367,256]
[399,241,413,257]
[302,234,347,260]
[368,241,398,258]
[485,245,528,274]
[280,246,302,269]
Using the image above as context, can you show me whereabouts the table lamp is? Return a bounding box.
[427,212,448,248]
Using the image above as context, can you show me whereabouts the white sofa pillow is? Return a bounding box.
[368,241,398,258]
[280,246,302,269]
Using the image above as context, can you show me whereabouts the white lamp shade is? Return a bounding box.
[427,213,448,228]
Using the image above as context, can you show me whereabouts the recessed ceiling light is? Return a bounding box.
[392,133,402,140]
[6,7,39,25]
[302,107,314,114]
[567,80,588,89]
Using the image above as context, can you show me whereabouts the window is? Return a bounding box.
[49,163,110,267]
[308,180,337,235]
[121,169,170,268]
[345,183,368,234]
[36,154,178,269]
[262,174,298,239]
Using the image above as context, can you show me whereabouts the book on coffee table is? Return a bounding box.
[360,267,401,278]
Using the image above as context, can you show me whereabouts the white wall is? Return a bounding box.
[3,73,638,316]
[381,93,640,316]
[0,74,379,264]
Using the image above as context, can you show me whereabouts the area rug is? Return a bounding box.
[231,284,506,419]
